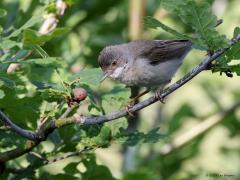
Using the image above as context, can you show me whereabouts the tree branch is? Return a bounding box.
[0,110,38,140]
[0,105,76,141]
[0,33,240,163]
[79,33,240,125]
[0,140,39,163]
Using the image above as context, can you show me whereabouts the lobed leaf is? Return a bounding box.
[19,57,64,68]
[233,27,240,37]
[0,76,16,89]
[161,0,185,12]
[78,125,112,148]
[0,39,22,49]
[39,88,67,102]
[81,154,116,180]
[28,44,49,58]
[213,38,240,76]
[144,16,192,40]
[8,15,43,38]
[161,0,228,50]
[69,68,103,87]
[101,85,131,135]
[115,127,165,146]
[22,28,71,46]
[0,49,29,63]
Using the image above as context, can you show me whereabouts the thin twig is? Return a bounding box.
[7,147,93,174]
[45,146,93,165]
[159,102,240,155]
[28,151,48,162]
[60,105,76,119]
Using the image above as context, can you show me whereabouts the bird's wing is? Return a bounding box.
[134,40,192,64]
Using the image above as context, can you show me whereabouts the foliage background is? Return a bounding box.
[0,0,240,179]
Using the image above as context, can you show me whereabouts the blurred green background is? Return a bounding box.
[0,0,240,179]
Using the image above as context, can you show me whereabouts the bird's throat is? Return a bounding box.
[109,66,125,79]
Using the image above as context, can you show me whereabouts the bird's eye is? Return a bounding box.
[112,61,117,66]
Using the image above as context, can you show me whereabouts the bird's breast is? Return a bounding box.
[119,58,183,87]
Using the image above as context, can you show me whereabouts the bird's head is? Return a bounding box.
[98,45,128,82]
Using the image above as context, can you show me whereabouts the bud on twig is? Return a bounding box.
[72,88,88,103]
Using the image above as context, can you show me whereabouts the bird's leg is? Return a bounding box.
[125,89,150,116]
[155,86,165,104]
[127,89,150,107]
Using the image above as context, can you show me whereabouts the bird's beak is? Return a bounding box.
[100,72,109,83]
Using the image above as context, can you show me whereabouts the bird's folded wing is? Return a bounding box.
[139,40,192,64]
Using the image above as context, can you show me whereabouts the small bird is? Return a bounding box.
[98,39,192,103]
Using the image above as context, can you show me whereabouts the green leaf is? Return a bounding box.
[161,0,228,50]
[64,0,78,6]
[78,125,111,148]
[28,45,49,58]
[102,85,131,112]
[0,77,16,89]
[231,65,240,76]
[69,68,103,87]
[23,28,71,46]
[81,154,116,180]
[0,39,22,49]
[92,126,111,147]
[213,41,240,76]
[123,169,157,180]
[17,57,64,68]
[45,2,57,14]
[226,42,240,60]
[115,128,165,146]
[0,131,23,151]
[0,89,5,99]
[161,0,185,12]
[0,26,3,34]
[181,2,216,37]
[1,49,30,63]
[63,162,80,175]
[178,1,228,50]
[3,56,64,68]
[213,63,240,77]
[40,88,67,102]
[233,27,240,37]
[0,86,41,126]
[43,174,79,179]
[101,85,131,135]
[0,9,7,18]
[8,15,43,38]
[144,16,193,40]
[32,81,59,90]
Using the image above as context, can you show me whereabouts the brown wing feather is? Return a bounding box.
[130,40,192,64]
